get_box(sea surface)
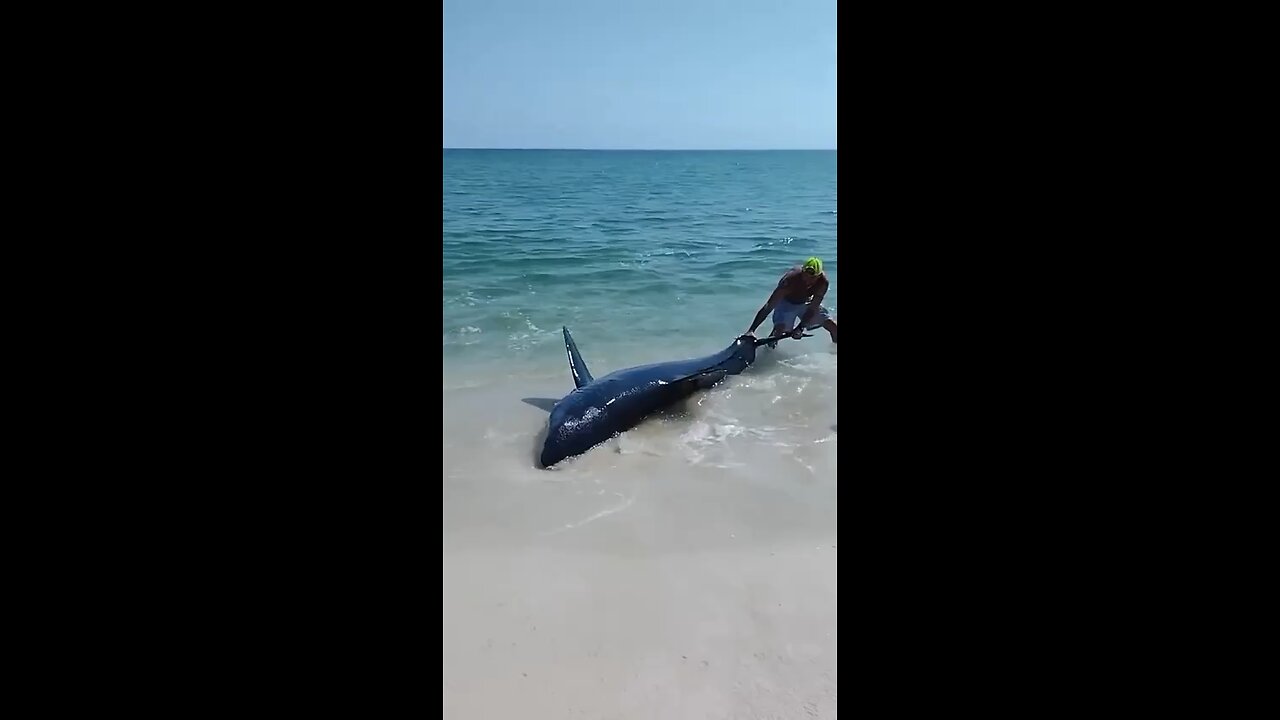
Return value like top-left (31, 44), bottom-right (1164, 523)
top-left (444, 149), bottom-right (836, 379)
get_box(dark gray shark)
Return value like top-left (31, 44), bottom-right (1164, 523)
top-left (538, 326), bottom-right (795, 467)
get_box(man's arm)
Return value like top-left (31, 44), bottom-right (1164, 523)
top-left (797, 277), bottom-right (829, 330)
top-left (746, 284), bottom-right (785, 335)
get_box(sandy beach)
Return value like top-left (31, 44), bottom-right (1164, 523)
top-left (443, 343), bottom-right (837, 719)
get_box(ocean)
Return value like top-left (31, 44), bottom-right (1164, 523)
top-left (444, 149), bottom-right (836, 369)
top-left (443, 147), bottom-right (837, 485)
top-left (442, 150), bottom-right (838, 718)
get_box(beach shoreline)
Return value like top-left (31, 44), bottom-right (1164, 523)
top-left (442, 149), bottom-right (838, 719)
top-left (443, 352), bottom-right (837, 718)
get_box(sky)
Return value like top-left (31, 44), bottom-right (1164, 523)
top-left (443, 0), bottom-right (836, 150)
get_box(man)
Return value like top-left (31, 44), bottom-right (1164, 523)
top-left (745, 256), bottom-right (838, 345)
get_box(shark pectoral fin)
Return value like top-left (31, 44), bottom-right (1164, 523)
top-left (563, 326), bottom-right (594, 389)
top-left (521, 397), bottom-right (560, 412)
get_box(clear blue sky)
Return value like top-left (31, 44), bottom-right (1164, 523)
top-left (443, 0), bottom-right (836, 150)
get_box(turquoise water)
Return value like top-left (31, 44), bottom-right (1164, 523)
top-left (443, 150), bottom-right (837, 383)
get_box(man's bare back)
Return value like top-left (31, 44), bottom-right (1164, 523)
top-left (744, 257), bottom-right (838, 345)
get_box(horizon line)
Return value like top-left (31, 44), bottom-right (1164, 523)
top-left (443, 147), bottom-right (836, 152)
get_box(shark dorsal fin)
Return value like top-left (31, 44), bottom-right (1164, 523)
top-left (562, 326), bottom-right (594, 388)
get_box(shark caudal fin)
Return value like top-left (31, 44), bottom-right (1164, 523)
top-left (562, 326), bottom-right (594, 388)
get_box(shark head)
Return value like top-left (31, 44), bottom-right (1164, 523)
top-left (540, 389), bottom-right (613, 467)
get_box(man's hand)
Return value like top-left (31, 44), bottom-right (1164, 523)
top-left (790, 327), bottom-right (805, 339)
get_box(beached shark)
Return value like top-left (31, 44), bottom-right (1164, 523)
top-left (534, 326), bottom-right (799, 467)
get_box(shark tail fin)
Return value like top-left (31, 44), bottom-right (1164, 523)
top-left (563, 326), bottom-right (594, 388)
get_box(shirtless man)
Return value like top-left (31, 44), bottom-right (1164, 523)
top-left (744, 256), bottom-right (838, 346)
